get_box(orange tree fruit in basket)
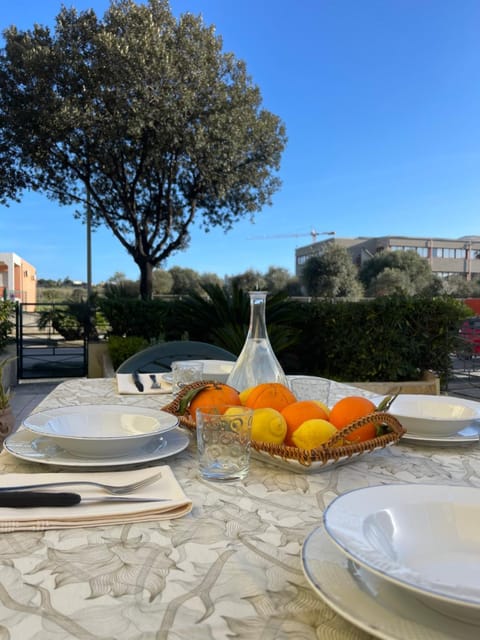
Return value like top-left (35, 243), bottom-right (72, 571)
top-left (281, 400), bottom-right (330, 446)
top-left (328, 396), bottom-right (377, 443)
top-left (187, 383), bottom-right (242, 420)
top-left (291, 419), bottom-right (338, 450)
top-left (251, 408), bottom-right (287, 444)
top-left (245, 382), bottom-right (296, 412)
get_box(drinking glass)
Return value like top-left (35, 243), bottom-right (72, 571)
top-left (171, 360), bottom-right (204, 394)
top-left (196, 406), bottom-right (253, 481)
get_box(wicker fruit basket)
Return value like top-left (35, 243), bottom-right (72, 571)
top-left (162, 381), bottom-right (406, 469)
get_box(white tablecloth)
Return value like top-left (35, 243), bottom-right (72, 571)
top-left (0, 377), bottom-right (477, 639)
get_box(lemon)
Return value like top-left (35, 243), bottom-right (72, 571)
top-left (312, 400), bottom-right (330, 418)
top-left (251, 408), bottom-right (287, 444)
top-left (223, 405), bottom-right (252, 428)
top-left (239, 387), bottom-right (254, 405)
top-left (291, 419), bottom-right (337, 450)
top-left (223, 405), bottom-right (251, 416)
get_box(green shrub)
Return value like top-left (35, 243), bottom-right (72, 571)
top-left (281, 295), bottom-right (470, 387)
top-left (98, 297), bottom-right (168, 341)
top-left (0, 301), bottom-right (16, 350)
top-left (95, 293), bottom-right (470, 389)
top-left (107, 335), bottom-right (149, 370)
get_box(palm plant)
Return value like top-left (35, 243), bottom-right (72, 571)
top-left (170, 283), bottom-right (301, 355)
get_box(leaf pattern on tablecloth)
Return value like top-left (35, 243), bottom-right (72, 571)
top-left (0, 377), bottom-right (479, 639)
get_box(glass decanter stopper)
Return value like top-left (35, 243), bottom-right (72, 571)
top-left (226, 291), bottom-right (288, 391)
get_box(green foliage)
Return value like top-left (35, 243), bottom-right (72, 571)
top-left (165, 283), bottom-right (301, 355)
top-left (0, 356), bottom-right (16, 409)
top-left (37, 304), bottom-right (85, 340)
top-left (0, 301), bottom-right (15, 350)
top-left (92, 290), bottom-right (470, 388)
top-left (107, 335), bottom-right (149, 370)
top-left (282, 295), bottom-right (471, 386)
top-left (0, 0), bottom-right (286, 299)
top-left (97, 297), bottom-right (168, 341)
top-left (227, 270), bottom-right (267, 292)
top-left (301, 244), bottom-right (364, 298)
top-left (359, 250), bottom-right (437, 296)
top-left (169, 267), bottom-right (203, 296)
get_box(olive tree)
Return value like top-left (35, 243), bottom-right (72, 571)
top-left (359, 250), bottom-right (437, 296)
top-left (301, 243), bottom-right (364, 299)
top-left (0, 0), bottom-right (286, 298)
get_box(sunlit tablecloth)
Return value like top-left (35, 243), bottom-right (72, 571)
top-left (0, 377), bottom-right (478, 639)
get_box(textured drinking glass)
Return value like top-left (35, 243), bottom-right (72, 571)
top-left (196, 406), bottom-right (253, 481)
top-left (171, 360), bottom-right (204, 394)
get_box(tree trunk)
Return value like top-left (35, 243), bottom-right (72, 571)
top-left (139, 261), bottom-right (154, 300)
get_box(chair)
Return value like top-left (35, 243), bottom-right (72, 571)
top-left (116, 340), bottom-right (236, 373)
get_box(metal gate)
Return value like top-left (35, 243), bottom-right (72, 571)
top-left (16, 302), bottom-right (88, 379)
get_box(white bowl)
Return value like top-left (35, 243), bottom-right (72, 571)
top-left (323, 484), bottom-right (480, 623)
top-left (172, 359), bottom-right (235, 383)
top-left (23, 405), bottom-right (178, 458)
top-left (388, 394), bottom-right (480, 436)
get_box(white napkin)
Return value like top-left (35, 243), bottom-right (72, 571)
top-left (0, 466), bottom-right (192, 532)
top-left (116, 372), bottom-right (172, 394)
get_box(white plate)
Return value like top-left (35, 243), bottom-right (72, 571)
top-left (323, 484), bottom-right (480, 623)
top-left (388, 395), bottom-right (480, 436)
top-left (4, 427), bottom-right (190, 468)
top-left (401, 424), bottom-right (479, 446)
top-left (302, 524), bottom-right (479, 640)
top-left (23, 405), bottom-right (178, 458)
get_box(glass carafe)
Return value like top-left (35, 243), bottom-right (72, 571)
top-left (226, 291), bottom-right (288, 391)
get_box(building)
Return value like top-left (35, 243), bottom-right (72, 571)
top-left (295, 235), bottom-right (480, 281)
top-left (0, 252), bottom-right (37, 303)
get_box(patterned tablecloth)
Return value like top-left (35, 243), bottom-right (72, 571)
top-left (0, 377), bottom-right (478, 639)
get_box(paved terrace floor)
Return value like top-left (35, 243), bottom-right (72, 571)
top-left (9, 356), bottom-right (480, 431)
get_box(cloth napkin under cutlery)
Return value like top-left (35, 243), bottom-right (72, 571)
top-left (116, 372), bottom-right (172, 394)
top-left (0, 466), bottom-right (192, 532)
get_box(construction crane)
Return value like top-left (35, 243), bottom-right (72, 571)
top-left (249, 229), bottom-right (335, 241)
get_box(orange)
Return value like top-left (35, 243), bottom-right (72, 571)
top-left (245, 382), bottom-right (296, 412)
top-left (281, 400), bottom-right (330, 446)
top-left (328, 396), bottom-right (377, 443)
top-left (188, 382), bottom-right (242, 420)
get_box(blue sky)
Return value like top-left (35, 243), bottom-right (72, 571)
top-left (1, 0), bottom-right (479, 283)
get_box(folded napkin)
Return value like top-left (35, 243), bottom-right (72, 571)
top-left (116, 372), bottom-right (172, 395)
top-left (0, 466), bottom-right (192, 532)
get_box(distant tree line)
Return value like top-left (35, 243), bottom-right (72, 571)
top-left (37, 244), bottom-right (480, 301)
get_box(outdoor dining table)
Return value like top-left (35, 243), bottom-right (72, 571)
top-left (0, 376), bottom-right (479, 639)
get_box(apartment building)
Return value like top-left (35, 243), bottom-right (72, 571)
top-left (295, 235), bottom-right (480, 280)
top-left (0, 252), bottom-right (37, 303)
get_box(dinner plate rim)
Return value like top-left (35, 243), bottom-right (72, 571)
top-left (23, 405), bottom-right (178, 441)
top-left (323, 483), bottom-right (480, 610)
top-left (301, 524), bottom-right (479, 640)
top-left (3, 426), bottom-right (190, 467)
top-left (400, 425), bottom-right (479, 445)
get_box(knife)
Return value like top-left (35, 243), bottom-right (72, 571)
top-left (132, 370), bottom-right (144, 392)
top-left (0, 492), bottom-right (169, 508)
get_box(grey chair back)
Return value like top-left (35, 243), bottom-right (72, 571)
top-left (116, 340), bottom-right (236, 373)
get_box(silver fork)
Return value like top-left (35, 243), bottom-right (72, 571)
top-left (0, 471), bottom-right (163, 495)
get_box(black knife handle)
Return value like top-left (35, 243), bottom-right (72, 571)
top-left (132, 371), bottom-right (144, 392)
top-left (0, 492), bottom-right (82, 508)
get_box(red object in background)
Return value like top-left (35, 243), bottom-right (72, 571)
top-left (464, 298), bottom-right (480, 315)
top-left (459, 316), bottom-right (480, 355)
